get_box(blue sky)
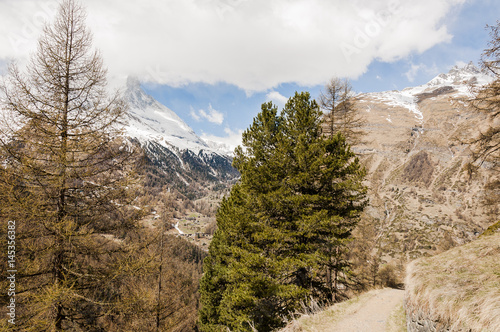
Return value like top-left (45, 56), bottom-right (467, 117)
top-left (0, 0), bottom-right (498, 147)
top-left (144, 0), bottom-right (499, 146)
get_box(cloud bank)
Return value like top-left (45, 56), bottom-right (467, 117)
top-left (0, 0), bottom-right (466, 92)
top-left (190, 104), bottom-right (224, 124)
top-left (266, 91), bottom-right (289, 107)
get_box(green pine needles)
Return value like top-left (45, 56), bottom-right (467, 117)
top-left (199, 92), bottom-right (368, 331)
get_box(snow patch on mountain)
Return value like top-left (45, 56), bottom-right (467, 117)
top-left (366, 62), bottom-right (494, 124)
top-left (124, 77), bottom-right (213, 154)
top-left (124, 77), bottom-right (237, 157)
top-left (372, 88), bottom-right (424, 123)
top-left (427, 61), bottom-right (493, 94)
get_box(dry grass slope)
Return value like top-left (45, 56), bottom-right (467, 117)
top-left (406, 232), bottom-right (500, 331)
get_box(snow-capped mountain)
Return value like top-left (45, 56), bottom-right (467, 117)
top-left (365, 62), bottom-right (493, 124)
top-left (427, 61), bottom-right (492, 88)
top-left (123, 78), bottom-right (239, 196)
top-left (125, 77), bottom-right (216, 154)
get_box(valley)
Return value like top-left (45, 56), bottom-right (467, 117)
top-left (2, 2), bottom-right (497, 330)
top-left (133, 62), bottom-right (497, 270)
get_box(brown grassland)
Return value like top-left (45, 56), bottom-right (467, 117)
top-left (405, 231), bottom-right (500, 331)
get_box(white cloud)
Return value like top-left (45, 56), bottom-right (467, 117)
top-left (0, 59), bottom-right (7, 75)
top-left (0, 0), bottom-right (466, 92)
top-left (405, 63), bottom-right (422, 82)
top-left (189, 108), bottom-right (201, 121)
top-left (201, 127), bottom-right (243, 151)
top-left (191, 104), bottom-right (224, 124)
top-left (266, 91), bottom-right (289, 107)
top-left (404, 62), bottom-right (439, 82)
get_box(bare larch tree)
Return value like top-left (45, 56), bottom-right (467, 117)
top-left (319, 77), bottom-right (366, 145)
top-left (467, 21), bottom-right (500, 174)
top-left (0, 0), bottom-right (144, 330)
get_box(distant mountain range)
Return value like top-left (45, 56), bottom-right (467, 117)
top-left (123, 78), bottom-right (239, 197)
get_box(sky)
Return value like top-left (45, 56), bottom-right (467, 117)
top-left (0, 0), bottom-right (498, 148)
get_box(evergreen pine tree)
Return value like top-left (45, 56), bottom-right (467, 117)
top-left (199, 92), bottom-right (367, 331)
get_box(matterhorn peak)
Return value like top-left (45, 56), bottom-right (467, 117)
top-left (122, 77), bottom-right (214, 154)
top-left (124, 76), bottom-right (159, 111)
top-left (126, 76), bottom-right (141, 88)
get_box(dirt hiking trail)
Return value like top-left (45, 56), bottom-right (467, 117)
top-left (281, 288), bottom-right (405, 332)
top-left (330, 288), bottom-right (405, 332)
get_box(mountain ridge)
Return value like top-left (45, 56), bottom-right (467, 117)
top-left (123, 78), bottom-right (239, 197)
top-left (362, 61), bottom-right (493, 125)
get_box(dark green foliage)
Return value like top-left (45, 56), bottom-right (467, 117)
top-left (199, 92), bottom-right (367, 331)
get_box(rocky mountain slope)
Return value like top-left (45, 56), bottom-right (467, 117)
top-left (352, 62), bottom-right (497, 265)
top-left (124, 78), bottom-right (239, 197)
top-left (122, 64), bottom-right (497, 259)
